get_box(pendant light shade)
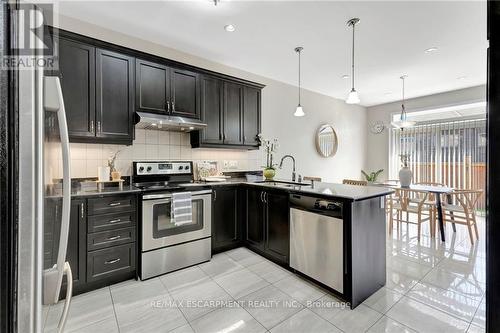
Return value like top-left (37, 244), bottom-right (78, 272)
top-left (392, 75), bottom-right (416, 129)
top-left (346, 88), bottom-right (360, 104)
top-left (346, 18), bottom-right (361, 105)
top-left (294, 105), bottom-right (305, 117)
top-left (294, 46), bottom-right (305, 117)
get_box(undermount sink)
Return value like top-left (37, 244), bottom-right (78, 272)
top-left (257, 180), bottom-right (312, 188)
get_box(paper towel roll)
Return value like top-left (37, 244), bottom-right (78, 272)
top-left (98, 166), bottom-right (110, 181)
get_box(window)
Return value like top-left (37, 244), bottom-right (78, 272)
top-left (390, 118), bottom-right (486, 212)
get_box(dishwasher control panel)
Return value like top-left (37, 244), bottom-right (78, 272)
top-left (289, 194), bottom-right (343, 218)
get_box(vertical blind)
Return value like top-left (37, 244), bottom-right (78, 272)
top-left (390, 118), bottom-right (486, 212)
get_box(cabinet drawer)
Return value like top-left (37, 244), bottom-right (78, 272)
top-left (87, 244), bottom-right (135, 282)
top-left (87, 195), bottom-right (136, 215)
top-left (88, 211), bottom-right (136, 233)
top-left (87, 227), bottom-right (136, 251)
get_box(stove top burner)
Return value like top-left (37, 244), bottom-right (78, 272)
top-left (133, 181), bottom-right (184, 191)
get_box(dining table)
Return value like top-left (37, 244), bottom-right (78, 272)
top-left (378, 183), bottom-right (455, 242)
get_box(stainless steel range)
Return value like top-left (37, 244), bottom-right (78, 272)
top-left (133, 161), bottom-right (212, 280)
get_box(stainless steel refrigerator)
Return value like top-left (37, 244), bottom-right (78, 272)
top-left (16, 3), bottom-right (73, 332)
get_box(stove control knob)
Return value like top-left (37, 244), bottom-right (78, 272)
top-left (139, 166), bottom-right (144, 172)
top-left (185, 165), bottom-right (190, 170)
top-left (179, 165), bottom-right (184, 170)
top-left (146, 166), bottom-right (152, 172)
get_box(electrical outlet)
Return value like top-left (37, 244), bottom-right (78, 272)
top-left (229, 160), bottom-right (238, 169)
top-left (223, 160), bottom-right (230, 168)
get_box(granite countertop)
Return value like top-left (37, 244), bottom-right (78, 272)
top-left (45, 178), bottom-right (393, 201)
top-left (183, 179), bottom-right (394, 201)
top-left (45, 184), bottom-right (141, 198)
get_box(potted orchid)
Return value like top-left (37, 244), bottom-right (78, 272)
top-left (258, 134), bottom-right (279, 180)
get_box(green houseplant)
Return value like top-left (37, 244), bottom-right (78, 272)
top-left (258, 134), bottom-right (279, 180)
top-left (361, 169), bottom-right (384, 183)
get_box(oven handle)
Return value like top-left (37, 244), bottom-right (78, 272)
top-left (142, 189), bottom-right (212, 200)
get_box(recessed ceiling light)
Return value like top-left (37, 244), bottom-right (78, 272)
top-left (224, 24), bottom-right (236, 32)
top-left (457, 76), bottom-right (467, 80)
top-left (341, 74), bottom-right (350, 79)
top-left (424, 47), bottom-right (438, 53)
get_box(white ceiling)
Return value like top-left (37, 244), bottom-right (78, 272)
top-left (54, 0), bottom-right (487, 106)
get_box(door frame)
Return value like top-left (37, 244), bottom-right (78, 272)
top-left (0, 2), bottom-right (17, 332)
top-left (487, 1), bottom-right (499, 331)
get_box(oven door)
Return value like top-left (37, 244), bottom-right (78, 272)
top-left (142, 190), bottom-right (212, 251)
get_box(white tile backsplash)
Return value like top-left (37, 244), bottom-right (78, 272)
top-left (51, 129), bottom-right (261, 179)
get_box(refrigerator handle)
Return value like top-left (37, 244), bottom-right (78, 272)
top-left (43, 76), bottom-right (72, 305)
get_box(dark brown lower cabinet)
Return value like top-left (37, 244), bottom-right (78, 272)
top-left (245, 187), bottom-right (289, 265)
top-left (245, 187), bottom-right (266, 250)
top-left (264, 191), bottom-right (289, 264)
top-left (212, 186), bottom-right (241, 253)
top-left (47, 194), bottom-right (138, 298)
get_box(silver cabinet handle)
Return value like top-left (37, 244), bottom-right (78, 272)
top-left (263, 192), bottom-right (268, 204)
top-left (166, 100), bottom-right (170, 113)
top-left (108, 218), bottom-right (122, 224)
top-left (90, 120), bottom-right (94, 133)
top-left (80, 203), bottom-right (84, 219)
top-left (172, 101), bottom-right (175, 112)
top-left (97, 121), bottom-right (101, 133)
top-left (109, 202), bottom-right (121, 207)
top-left (104, 258), bottom-right (121, 265)
top-left (106, 235), bottom-right (121, 241)
top-left (213, 190), bottom-right (217, 201)
top-left (260, 191), bottom-right (264, 203)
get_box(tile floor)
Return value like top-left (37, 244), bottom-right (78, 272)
top-left (43, 217), bottom-right (486, 333)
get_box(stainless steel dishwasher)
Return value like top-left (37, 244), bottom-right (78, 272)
top-left (289, 194), bottom-right (344, 293)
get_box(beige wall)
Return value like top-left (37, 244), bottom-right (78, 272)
top-left (366, 85), bottom-right (486, 180)
top-left (52, 15), bottom-right (367, 183)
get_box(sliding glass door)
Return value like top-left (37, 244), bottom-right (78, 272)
top-left (389, 118), bottom-right (486, 212)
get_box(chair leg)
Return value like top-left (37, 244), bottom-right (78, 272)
top-left (472, 214), bottom-right (479, 240)
top-left (417, 213), bottom-right (421, 242)
top-left (389, 209), bottom-right (393, 235)
top-left (430, 209), bottom-right (435, 238)
top-left (466, 217), bottom-right (475, 245)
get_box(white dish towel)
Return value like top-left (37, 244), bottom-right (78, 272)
top-left (171, 192), bottom-right (193, 227)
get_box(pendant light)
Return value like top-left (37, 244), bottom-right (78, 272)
top-left (294, 46), bottom-right (305, 117)
top-left (346, 18), bottom-right (361, 104)
top-left (392, 75), bottom-right (416, 129)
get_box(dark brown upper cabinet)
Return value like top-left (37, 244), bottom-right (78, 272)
top-left (199, 76), bottom-right (223, 144)
top-left (136, 59), bottom-right (200, 119)
top-left (170, 68), bottom-right (200, 118)
top-left (243, 86), bottom-right (261, 147)
top-left (57, 35), bottom-right (134, 145)
top-left (58, 38), bottom-right (96, 140)
top-left (223, 82), bottom-right (244, 145)
top-left (96, 49), bottom-right (134, 142)
top-left (191, 77), bottom-right (262, 150)
top-left (136, 59), bottom-right (169, 114)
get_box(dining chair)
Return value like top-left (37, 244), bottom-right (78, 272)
top-left (441, 189), bottom-right (483, 244)
top-left (342, 179), bottom-right (368, 186)
top-left (411, 181), bottom-right (447, 226)
top-left (388, 188), bottom-right (434, 242)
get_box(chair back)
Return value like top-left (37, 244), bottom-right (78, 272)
top-left (343, 179), bottom-right (368, 186)
top-left (393, 188), bottom-right (429, 210)
top-left (449, 189), bottom-right (484, 211)
top-left (415, 181), bottom-right (446, 187)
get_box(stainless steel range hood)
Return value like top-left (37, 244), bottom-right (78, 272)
top-left (135, 112), bottom-right (207, 132)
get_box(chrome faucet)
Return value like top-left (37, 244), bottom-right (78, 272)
top-left (279, 155), bottom-right (296, 182)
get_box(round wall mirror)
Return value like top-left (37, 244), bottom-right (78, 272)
top-left (316, 124), bottom-right (338, 157)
